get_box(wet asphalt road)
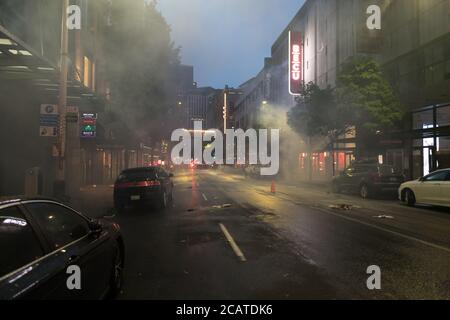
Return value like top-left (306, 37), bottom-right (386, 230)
top-left (80, 169), bottom-right (450, 299)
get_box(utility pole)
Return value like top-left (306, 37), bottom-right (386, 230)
top-left (56, 0), bottom-right (69, 198)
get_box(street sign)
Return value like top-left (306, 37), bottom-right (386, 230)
top-left (40, 126), bottom-right (58, 137)
top-left (66, 106), bottom-right (79, 123)
top-left (40, 104), bottom-right (58, 115)
top-left (40, 104), bottom-right (59, 137)
top-left (80, 113), bottom-right (97, 138)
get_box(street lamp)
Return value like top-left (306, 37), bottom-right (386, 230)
top-left (262, 100), bottom-right (268, 105)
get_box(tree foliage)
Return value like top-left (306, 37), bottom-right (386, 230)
top-left (101, 0), bottom-right (180, 141)
top-left (287, 82), bottom-right (342, 141)
top-left (335, 56), bottom-right (404, 133)
top-left (287, 56), bottom-right (404, 147)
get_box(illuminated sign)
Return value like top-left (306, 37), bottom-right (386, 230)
top-left (288, 31), bottom-right (303, 96)
top-left (80, 113), bottom-right (97, 138)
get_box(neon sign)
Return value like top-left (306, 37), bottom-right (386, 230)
top-left (289, 31), bottom-right (303, 96)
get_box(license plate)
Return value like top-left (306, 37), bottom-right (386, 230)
top-left (130, 195), bottom-right (141, 201)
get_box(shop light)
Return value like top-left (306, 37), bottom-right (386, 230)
top-left (0, 38), bottom-right (15, 45)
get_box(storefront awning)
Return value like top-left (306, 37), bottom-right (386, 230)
top-left (0, 24), bottom-right (104, 110)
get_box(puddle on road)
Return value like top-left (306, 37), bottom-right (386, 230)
top-left (240, 203), bottom-right (276, 220)
top-left (179, 232), bottom-right (221, 246)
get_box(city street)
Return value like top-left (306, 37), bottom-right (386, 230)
top-left (78, 169), bottom-right (450, 300)
top-left (1, 0), bottom-right (450, 304)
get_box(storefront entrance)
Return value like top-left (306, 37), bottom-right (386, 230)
top-left (412, 147), bottom-right (436, 179)
top-left (411, 103), bottom-right (450, 179)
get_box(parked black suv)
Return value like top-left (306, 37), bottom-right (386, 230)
top-left (332, 162), bottom-right (404, 199)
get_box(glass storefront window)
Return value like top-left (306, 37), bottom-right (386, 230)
top-left (436, 136), bottom-right (450, 169)
top-left (437, 106), bottom-right (450, 127)
top-left (412, 109), bottom-right (433, 130)
top-left (413, 138), bottom-right (434, 148)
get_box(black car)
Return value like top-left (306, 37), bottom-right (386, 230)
top-left (113, 167), bottom-right (174, 211)
top-left (0, 198), bottom-right (124, 300)
top-left (332, 163), bottom-right (404, 199)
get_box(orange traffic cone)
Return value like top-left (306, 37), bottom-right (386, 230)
top-left (271, 180), bottom-right (276, 194)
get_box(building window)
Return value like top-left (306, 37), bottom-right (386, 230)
top-left (83, 56), bottom-right (95, 89)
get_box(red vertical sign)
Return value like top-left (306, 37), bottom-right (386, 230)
top-left (289, 31), bottom-right (303, 96)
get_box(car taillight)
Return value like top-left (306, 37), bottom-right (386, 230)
top-left (115, 180), bottom-right (160, 189)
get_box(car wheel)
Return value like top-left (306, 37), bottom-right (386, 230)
top-left (404, 189), bottom-right (416, 206)
top-left (360, 184), bottom-right (370, 199)
top-left (108, 242), bottom-right (124, 299)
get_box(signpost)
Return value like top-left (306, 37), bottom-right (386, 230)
top-left (288, 31), bottom-right (303, 96)
top-left (40, 104), bottom-right (59, 137)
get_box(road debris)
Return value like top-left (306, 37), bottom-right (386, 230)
top-left (212, 204), bottom-right (232, 209)
top-left (373, 215), bottom-right (395, 219)
top-left (328, 203), bottom-right (360, 210)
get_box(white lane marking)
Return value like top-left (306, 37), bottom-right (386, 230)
top-left (202, 193), bottom-right (208, 201)
top-left (314, 207), bottom-right (450, 253)
top-left (219, 223), bottom-right (247, 262)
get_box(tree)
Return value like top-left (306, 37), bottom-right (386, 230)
top-left (287, 82), bottom-right (342, 180)
top-left (287, 56), bottom-right (405, 177)
top-left (101, 0), bottom-right (181, 143)
top-left (335, 56), bottom-right (405, 134)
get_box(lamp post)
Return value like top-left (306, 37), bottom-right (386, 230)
top-left (56, 0), bottom-right (69, 197)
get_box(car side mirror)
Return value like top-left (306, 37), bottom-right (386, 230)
top-left (88, 219), bottom-right (102, 234)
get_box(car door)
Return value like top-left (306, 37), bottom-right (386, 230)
top-left (351, 165), bottom-right (368, 191)
top-left (415, 171), bottom-right (449, 205)
top-left (339, 166), bottom-right (355, 191)
top-left (24, 201), bottom-right (114, 299)
top-left (439, 170), bottom-right (450, 207)
top-left (0, 204), bottom-right (48, 299)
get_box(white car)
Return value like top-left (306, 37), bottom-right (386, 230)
top-left (399, 169), bottom-right (450, 207)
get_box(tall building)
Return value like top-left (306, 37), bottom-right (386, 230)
top-left (181, 86), bottom-right (217, 130)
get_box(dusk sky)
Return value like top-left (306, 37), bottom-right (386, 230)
top-left (156, 0), bottom-right (305, 88)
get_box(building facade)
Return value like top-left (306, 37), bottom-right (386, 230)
top-left (181, 86), bottom-right (217, 130)
top-left (234, 0), bottom-right (450, 181)
top-left (0, 0), bottom-right (157, 196)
